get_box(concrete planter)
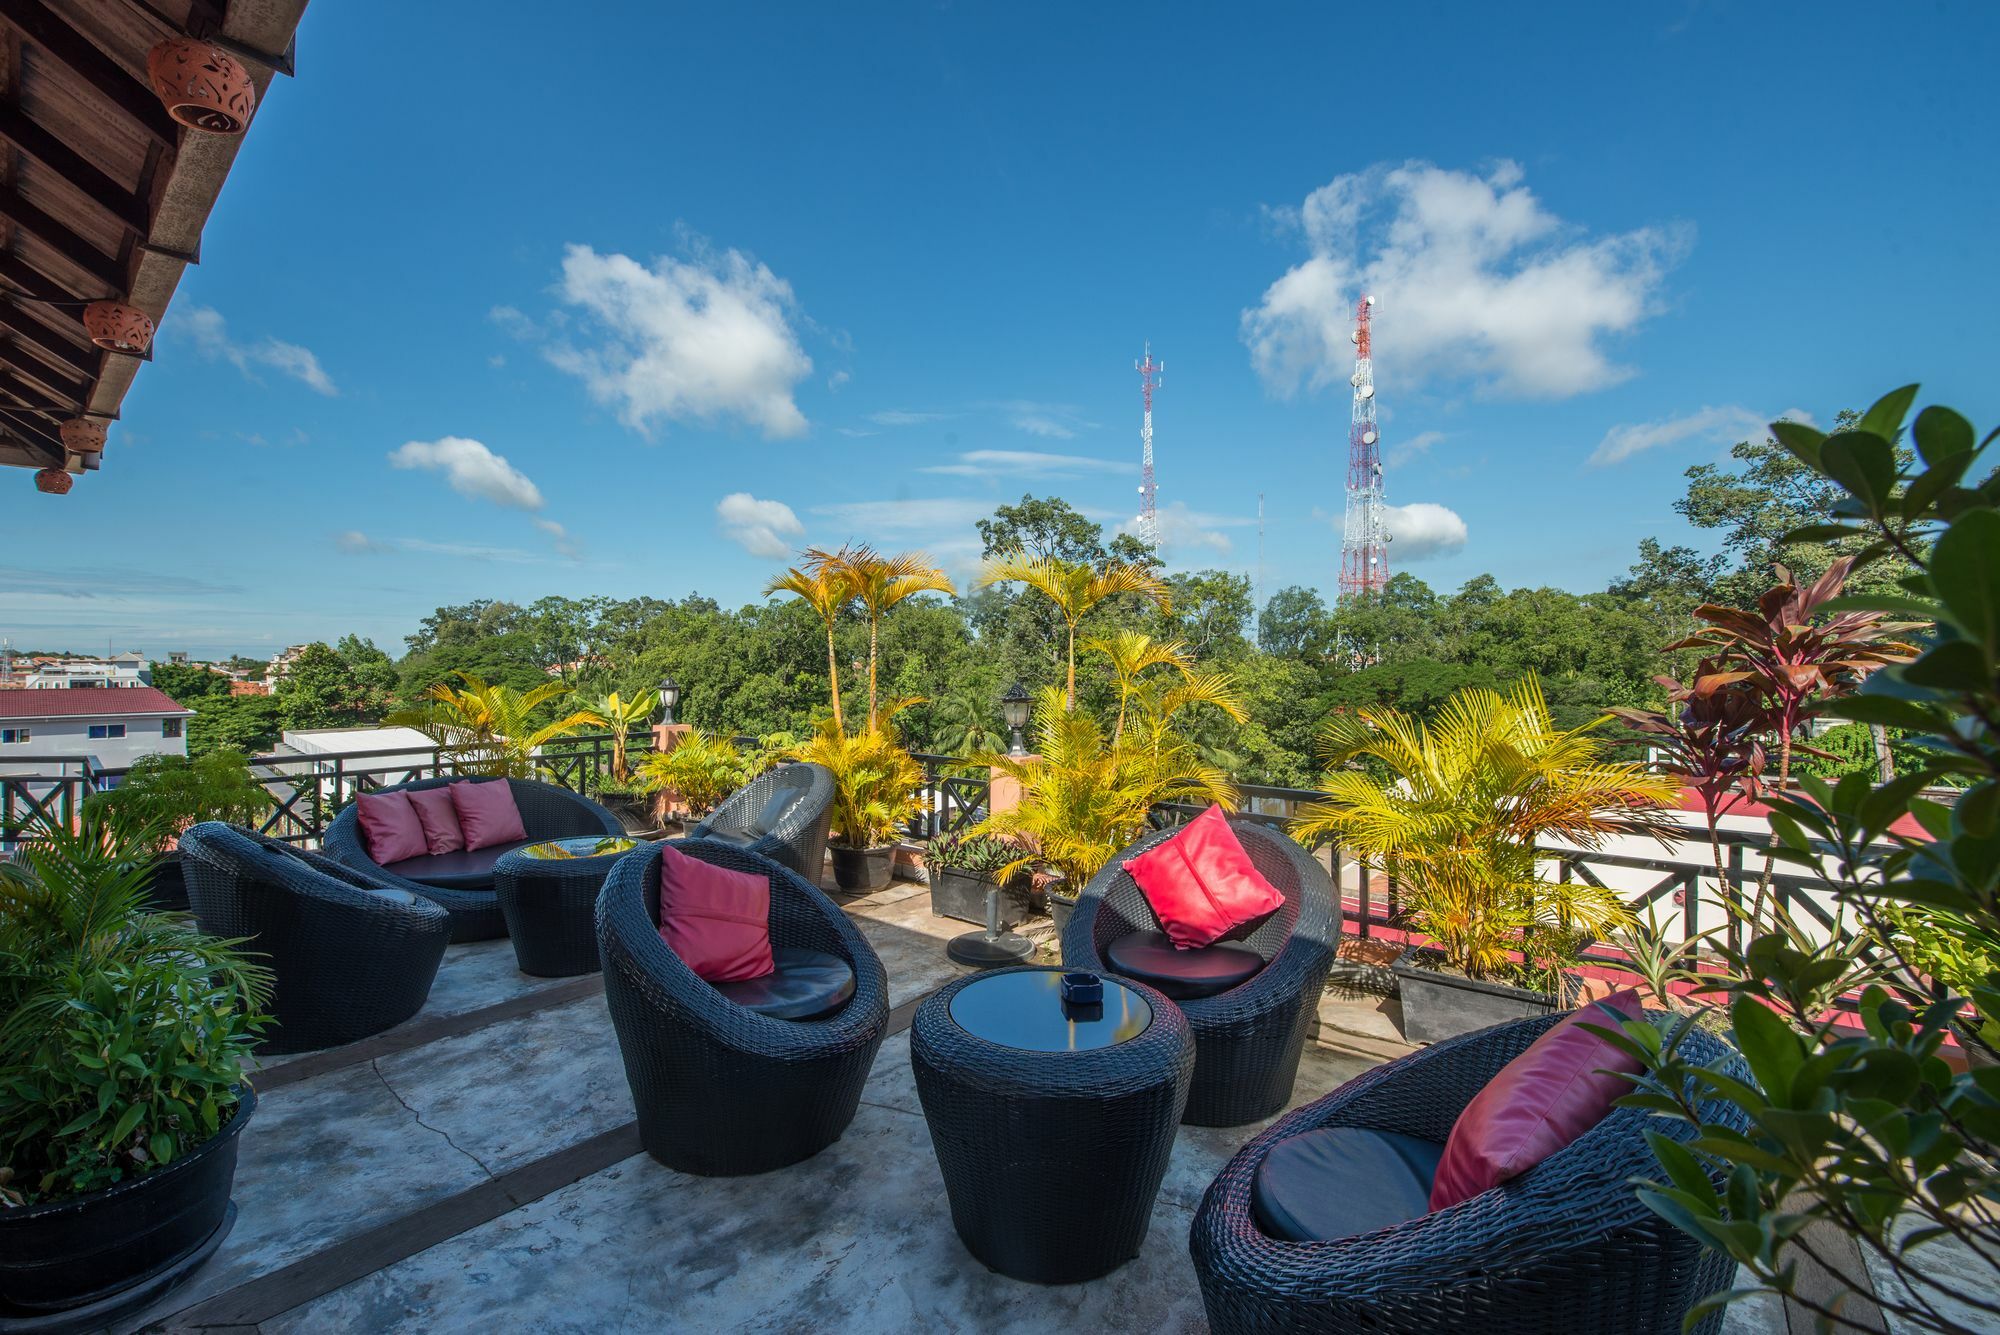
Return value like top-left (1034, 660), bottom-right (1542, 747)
top-left (1390, 947), bottom-right (1557, 1045)
top-left (929, 869), bottom-right (1030, 928)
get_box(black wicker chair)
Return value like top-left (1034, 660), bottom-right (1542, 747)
top-left (596, 838), bottom-right (889, 1176)
top-left (1189, 1010), bottom-right (1752, 1335)
top-left (323, 775), bottom-right (623, 943)
top-left (688, 761), bottom-right (834, 885)
top-left (1062, 818), bottom-right (1338, 1126)
top-left (180, 822), bottom-right (451, 1055)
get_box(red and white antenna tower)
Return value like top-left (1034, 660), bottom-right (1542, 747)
top-left (1339, 296), bottom-right (1389, 597)
top-left (1135, 343), bottom-right (1161, 549)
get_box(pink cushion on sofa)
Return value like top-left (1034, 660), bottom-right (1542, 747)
top-left (657, 843), bottom-right (775, 983)
top-left (404, 785), bottom-right (466, 856)
top-left (1121, 805), bottom-right (1285, 949)
top-left (355, 790), bottom-right (427, 864)
top-left (448, 780), bottom-right (526, 851)
top-left (1428, 989), bottom-right (1646, 1210)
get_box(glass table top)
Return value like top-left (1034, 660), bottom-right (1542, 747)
top-left (519, 835), bottom-right (638, 861)
top-left (947, 968), bottom-right (1152, 1053)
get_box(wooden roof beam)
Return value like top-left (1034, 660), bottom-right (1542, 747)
top-left (0, 245), bottom-right (81, 302)
top-left (0, 181), bottom-right (124, 290)
top-left (0, 398), bottom-right (67, 463)
top-left (0, 336), bottom-right (85, 404)
top-left (0, 300), bottom-right (95, 379)
top-left (0, 104), bottom-right (149, 234)
top-left (0, 0), bottom-right (178, 146)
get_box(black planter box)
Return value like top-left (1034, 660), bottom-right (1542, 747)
top-left (830, 844), bottom-right (895, 892)
top-left (1048, 893), bottom-right (1077, 940)
top-left (928, 869), bottom-right (1030, 928)
top-left (1390, 947), bottom-right (1558, 1045)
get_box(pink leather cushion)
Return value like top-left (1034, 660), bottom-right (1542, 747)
top-left (404, 785), bottom-right (466, 856)
top-left (1122, 805), bottom-right (1285, 949)
top-left (355, 790), bottom-right (427, 864)
top-left (657, 843), bottom-right (775, 983)
top-left (1429, 989), bottom-right (1647, 1210)
top-left (448, 780), bottom-right (527, 851)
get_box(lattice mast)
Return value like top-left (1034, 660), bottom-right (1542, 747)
top-left (1339, 295), bottom-right (1389, 597)
top-left (1134, 343), bottom-right (1161, 549)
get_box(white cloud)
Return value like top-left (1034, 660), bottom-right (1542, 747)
top-left (178, 305), bottom-right (337, 395)
top-left (1392, 430), bottom-right (1446, 462)
top-left (333, 530), bottom-right (391, 555)
top-left (992, 400), bottom-right (1094, 439)
top-left (1114, 502), bottom-right (1252, 559)
top-left (1243, 161), bottom-right (1683, 400)
top-left (532, 517), bottom-right (580, 560)
top-left (399, 538), bottom-right (545, 564)
top-left (922, 450), bottom-right (1136, 479)
top-left (389, 436), bottom-right (545, 510)
top-left (835, 426), bottom-right (879, 438)
top-left (545, 241), bottom-right (811, 439)
top-left (1015, 415), bottom-right (1075, 439)
top-left (809, 498), bottom-right (996, 536)
top-left (827, 370), bottom-right (851, 391)
top-left (716, 492), bottom-right (805, 558)
top-left (1587, 404), bottom-right (1814, 467)
top-left (867, 410), bottom-right (954, 427)
top-left (1379, 502), bottom-right (1469, 561)
top-left (489, 304), bottom-right (537, 339)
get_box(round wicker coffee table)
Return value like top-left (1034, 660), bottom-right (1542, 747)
top-left (910, 964), bottom-right (1194, 1284)
top-left (492, 835), bottom-right (637, 977)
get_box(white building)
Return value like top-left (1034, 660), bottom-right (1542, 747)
top-left (24, 653), bottom-right (151, 690)
top-left (0, 686), bottom-right (193, 776)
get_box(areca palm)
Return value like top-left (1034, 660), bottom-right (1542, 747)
top-left (765, 560), bottom-right (859, 732)
top-left (386, 672), bottom-right (596, 778)
top-left (977, 551), bottom-right (1171, 709)
top-left (810, 545), bottom-right (954, 730)
top-left (1083, 631), bottom-right (1246, 741)
top-left (1292, 677), bottom-right (1677, 981)
top-left (579, 690), bottom-right (657, 782)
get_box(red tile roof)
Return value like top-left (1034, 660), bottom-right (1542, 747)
top-left (0, 687), bottom-right (194, 719)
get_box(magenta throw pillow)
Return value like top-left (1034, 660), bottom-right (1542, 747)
top-left (448, 779), bottom-right (527, 851)
top-left (1428, 989), bottom-right (1646, 1210)
top-left (1121, 805), bottom-right (1285, 949)
top-left (404, 785), bottom-right (466, 856)
top-left (657, 843), bottom-right (775, 983)
top-left (355, 790), bottom-right (427, 864)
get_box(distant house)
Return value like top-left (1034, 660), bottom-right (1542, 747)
top-left (23, 654), bottom-right (152, 690)
top-left (0, 686), bottom-right (194, 776)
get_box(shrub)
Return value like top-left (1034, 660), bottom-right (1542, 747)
top-left (637, 731), bottom-right (748, 818)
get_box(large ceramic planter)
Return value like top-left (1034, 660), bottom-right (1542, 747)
top-left (929, 869), bottom-right (1030, 928)
top-left (0, 1086), bottom-right (255, 1318)
top-left (1390, 947), bottom-right (1558, 1045)
top-left (1048, 891), bottom-right (1078, 939)
top-left (829, 844), bottom-right (895, 892)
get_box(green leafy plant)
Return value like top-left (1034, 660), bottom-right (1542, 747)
top-left (386, 671), bottom-right (597, 778)
top-left (765, 559), bottom-right (859, 733)
top-left (83, 749), bottom-right (273, 856)
top-left (0, 812), bottom-right (269, 1204)
top-left (578, 689), bottom-right (658, 783)
top-left (1293, 677), bottom-right (1677, 985)
top-left (977, 552), bottom-right (1171, 709)
top-left (785, 714), bottom-right (924, 850)
top-left (811, 545), bottom-right (955, 729)
top-left (924, 832), bottom-right (1023, 882)
top-left (1601, 385), bottom-right (2000, 1333)
top-left (637, 731), bottom-right (749, 819)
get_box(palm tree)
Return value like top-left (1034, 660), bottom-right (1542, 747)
top-left (765, 559), bottom-right (859, 732)
top-left (579, 690), bottom-right (658, 782)
top-left (811, 545), bottom-right (954, 730)
top-left (1291, 676), bottom-right (1677, 982)
top-left (386, 672), bottom-right (597, 778)
top-left (1081, 631), bottom-right (1246, 742)
top-left (976, 552), bottom-right (1171, 710)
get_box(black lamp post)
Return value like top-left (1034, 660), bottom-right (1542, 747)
top-left (1001, 680), bottom-right (1032, 757)
top-left (658, 676), bottom-right (681, 726)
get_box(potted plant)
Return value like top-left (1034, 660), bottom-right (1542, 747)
top-left (925, 832), bottom-right (1031, 927)
top-left (0, 811), bottom-right (269, 1320)
top-left (82, 749), bottom-right (272, 911)
top-left (787, 717), bottom-right (924, 892)
top-left (1875, 903), bottom-right (2000, 1068)
top-left (1292, 677), bottom-right (1677, 1045)
top-left (638, 731), bottom-right (749, 828)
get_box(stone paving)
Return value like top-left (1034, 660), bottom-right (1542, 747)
top-left (123, 871), bottom-right (1791, 1334)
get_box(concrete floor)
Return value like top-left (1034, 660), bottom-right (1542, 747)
top-left (124, 868), bottom-right (1793, 1334)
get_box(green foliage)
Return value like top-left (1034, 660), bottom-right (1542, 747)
top-left (84, 750), bottom-right (271, 855)
top-left (148, 660), bottom-right (232, 704)
top-left (785, 717), bottom-right (924, 849)
top-left (385, 672), bottom-right (596, 778)
top-left (923, 831), bottom-right (1021, 881)
top-left (185, 693), bottom-right (286, 760)
top-left (637, 732), bottom-right (748, 818)
top-left (276, 641), bottom-right (393, 729)
top-left (0, 813), bottom-right (269, 1204)
top-left (579, 690), bottom-right (658, 782)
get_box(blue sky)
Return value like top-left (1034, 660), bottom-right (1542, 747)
top-left (10, 1), bottom-right (1997, 658)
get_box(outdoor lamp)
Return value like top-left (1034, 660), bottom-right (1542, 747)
top-left (658, 676), bottom-right (682, 725)
top-left (1001, 681), bottom-right (1032, 757)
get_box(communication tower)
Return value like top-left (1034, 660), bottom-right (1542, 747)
top-left (1135, 344), bottom-right (1161, 549)
top-left (1338, 296), bottom-right (1390, 597)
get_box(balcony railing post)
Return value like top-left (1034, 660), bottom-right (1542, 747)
top-left (1726, 841), bottom-right (1745, 957)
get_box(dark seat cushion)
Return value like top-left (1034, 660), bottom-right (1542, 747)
top-left (1104, 929), bottom-right (1265, 1000)
top-left (711, 946), bottom-right (854, 1020)
top-left (749, 775), bottom-right (811, 836)
top-left (382, 839), bottom-right (534, 890)
top-left (1251, 1126), bottom-right (1446, 1242)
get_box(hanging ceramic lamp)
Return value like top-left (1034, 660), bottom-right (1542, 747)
top-left (60, 418), bottom-right (106, 455)
top-left (147, 38), bottom-right (256, 134)
top-left (82, 301), bottom-right (155, 354)
top-left (34, 467), bottom-right (72, 495)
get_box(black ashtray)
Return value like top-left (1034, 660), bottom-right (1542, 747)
top-left (1060, 971), bottom-right (1103, 1006)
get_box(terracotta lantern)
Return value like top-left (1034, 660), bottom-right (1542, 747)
top-left (33, 467), bottom-right (72, 495)
top-left (82, 301), bottom-right (154, 354)
top-left (147, 38), bottom-right (256, 135)
top-left (60, 418), bottom-right (106, 454)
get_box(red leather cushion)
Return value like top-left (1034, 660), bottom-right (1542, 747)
top-left (1429, 989), bottom-right (1646, 1210)
top-left (448, 780), bottom-right (527, 851)
top-left (404, 785), bottom-right (466, 856)
top-left (355, 790), bottom-right (427, 864)
top-left (1121, 805), bottom-right (1284, 949)
top-left (658, 844), bottom-right (775, 984)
